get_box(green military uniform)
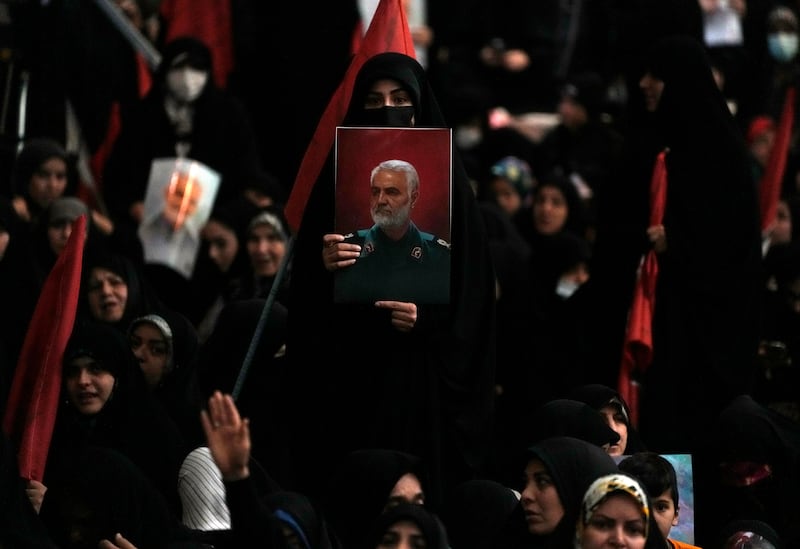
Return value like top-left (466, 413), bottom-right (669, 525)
top-left (334, 222), bottom-right (451, 304)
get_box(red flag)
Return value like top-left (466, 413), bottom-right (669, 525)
top-left (618, 150), bottom-right (668, 427)
top-left (759, 86), bottom-right (795, 233)
top-left (159, 0), bottom-right (234, 89)
top-left (284, 0), bottom-right (415, 231)
top-left (2, 215), bottom-right (87, 480)
top-left (84, 55), bottom-right (150, 210)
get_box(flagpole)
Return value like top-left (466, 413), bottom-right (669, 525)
top-left (93, 0), bottom-right (162, 70)
top-left (231, 235), bottom-right (295, 401)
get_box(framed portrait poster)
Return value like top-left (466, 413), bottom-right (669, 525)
top-left (333, 126), bottom-right (452, 304)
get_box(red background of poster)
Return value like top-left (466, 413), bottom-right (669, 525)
top-left (335, 127), bottom-right (452, 242)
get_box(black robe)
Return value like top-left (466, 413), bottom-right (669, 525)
top-left (636, 36), bottom-right (763, 455)
top-left (284, 53), bottom-right (497, 507)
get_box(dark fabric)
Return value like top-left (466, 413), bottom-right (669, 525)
top-left (77, 249), bottom-right (167, 334)
top-left (322, 448), bottom-right (428, 549)
top-left (196, 297), bottom-right (292, 488)
top-left (223, 477), bottom-right (288, 549)
top-left (708, 394), bottom-right (800, 547)
top-left (39, 445), bottom-right (183, 549)
top-left (526, 398), bottom-right (620, 448)
top-left (262, 490), bottom-right (337, 549)
top-left (502, 436), bottom-right (619, 549)
top-left (0, 431), bottom-right (59, 548)
top-left (636, 36), bottom-right (763, 455)
top-left (11, 137), bottom-right (67, 197)
top-left (49, 319), bottom-right (189, 519)
top-left (567, 383), bottom-right (648, 454)
top-left (364, 501), bottom-right (448, 549)
top-left (439, 478), bottom-right (520, 549)
top-left (132, 308), bottom-right (206, 449)
top-left (284, 52), bottom-right (497, 507)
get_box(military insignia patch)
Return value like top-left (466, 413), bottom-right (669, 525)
top-left (364, 242), bottom-right (375, 254)
top-left (436, 238), bottom-right (451, 250)
top-left (411, 246), bottom-right (422, 259)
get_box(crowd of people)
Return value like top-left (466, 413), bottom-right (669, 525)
top-left (1, 0), bottom-right (800, 548)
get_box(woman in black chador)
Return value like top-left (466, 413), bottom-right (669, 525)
top-left (284, 52), bottom-right (497, 507)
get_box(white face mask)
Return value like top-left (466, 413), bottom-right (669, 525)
top-left (555, 277), bottom-right (580, 299)
top-left (767, 32), bottom-right (799, 63)
top-left (166, 67), bottom-right (209, 103)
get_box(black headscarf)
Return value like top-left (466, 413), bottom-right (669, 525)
top-left (364, 501), bottom-right (449, 549)
top-left (526, 398), bottom-right (620, 449)
top-left (439, 478), bottom-right (520, 549)
top-left (503, 436), bottom-right (619, 548)
top-left (322, 448), bottom-right (428, 549)
top-left (50, 319), bottom-right (189, 517)
top-left (261, 490), bottom-right (336, 549)
top-left (11, 138), bottom-right (69, 211)
top-left (39, 445), bottom-right (180, 549)
top-left (568, 383), bottom-right (648, 454)
top-left (285, 52), bottom-right (497, 506)
top-left (77, 250), bottom-right (165, 333)
top-left (128, 308), bottom-right (205, 448)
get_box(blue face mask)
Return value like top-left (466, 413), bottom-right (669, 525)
top-left (767, 32), bottom-right (799, 63)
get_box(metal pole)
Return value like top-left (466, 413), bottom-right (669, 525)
top-left (231, 235), bottom-right (295, 401)
top-left (92, 0), bottom-right (162, 70)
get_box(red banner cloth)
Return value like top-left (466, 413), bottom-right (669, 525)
top-left (618, 150), bottom-right (668, 427)
top-left (284, 0), bottom-right (415, 231)
top-left (2, 215), bottom-right (86, 480)
top-left (759, 86), bottom-right (795, 233)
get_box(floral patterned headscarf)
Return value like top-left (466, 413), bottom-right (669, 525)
top-left (575, 473), bottom-right (650, 547)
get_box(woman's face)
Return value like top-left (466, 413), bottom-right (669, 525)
top-left (580, 493), bottom-right (647, 549)
top-left (202, 220), bottom-right (239, 272)
top-left (639, 72), bottom-right (664, 112)
top-left (520, 458), bottom-right (565, 535)
top-left (377, 519), bottom-right (426, 549)
top-left (599, 405), bottom-right (629, 457)
top-left (388, 473), bottom-right (425, 507)
top-left (64, 356), bottom-right (116, 416)
top-left (130, 323), bottom-right (169, 388)
top-left (247, 223), bottom-right (286, 277)
top-left (533, 185), bottom-right (569, 235)
top-left (365, 78), bottom-right (414, 109)
top-left (47, 219), bottom-right (75, 256)
top-left (86, 267), bottom-right (128, 323)
top-left (29, 157), bottom-right (68, 209)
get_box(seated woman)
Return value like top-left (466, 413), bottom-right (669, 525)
top-left (42, 320), bottom-right (189, 519)
top-left (501, 436), bottom-right (619, 548)
top-left (574, 472), bottom-right (667, 549)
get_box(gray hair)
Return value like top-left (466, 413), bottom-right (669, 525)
top-left (371, 159), bottom-right (420, 194)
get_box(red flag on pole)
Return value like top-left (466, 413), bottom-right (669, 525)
top-left (283, 0), bottom-right (415, 231)
top-left (618, 150), bottom-right (668, 428)
top-left (2, 215), bottom-right (87, 481)
top-left (759, 86), bottom-right (796, 233)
